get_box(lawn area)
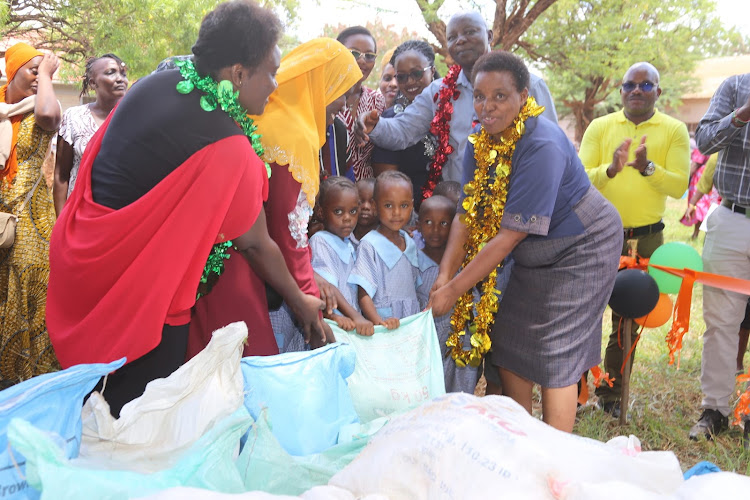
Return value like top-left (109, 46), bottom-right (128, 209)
top-left (572, 197), bottom-right (750, 474)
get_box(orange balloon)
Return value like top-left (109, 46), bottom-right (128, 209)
top-left (635, 293), bottom-right (673, 328)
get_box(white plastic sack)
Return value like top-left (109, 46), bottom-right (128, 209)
top-left (78, 321), bottom-right (248, 473)
top-left (135, 485), bottom-right (389, 500)
top-left (676, 471), bottom-right (750, 498)
top-left (0, 358), bottom-right (124, 500)
top-left (330, 393), bottom-right (684, 499)
top-left (329, 310), bottom-right (445, 422)
top-left (240, 343), bottom-right (359, 456)
top-left (8, 407), bottom-right (251, 499)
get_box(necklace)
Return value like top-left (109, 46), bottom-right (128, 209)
top-left (174, 59), bottom-right (268, 300)
top-left (423, 64), bottom-right (461, 201)
top-left (447, 96), bottom-right (544, 367)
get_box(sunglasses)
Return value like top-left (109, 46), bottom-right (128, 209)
top-left (395, 66), bottom-right (433, 84)
top-left (350, 50), bottom-right (377, 63)
top-left (621, 81), bottom-right (657, 92)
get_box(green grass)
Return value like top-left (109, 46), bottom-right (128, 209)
top-left (572, 197), bottom-right (750, 474)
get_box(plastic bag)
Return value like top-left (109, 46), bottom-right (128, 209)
top-left (78, 321), bottom-right (247, 473)
top-left (240, 343), bottom-right (358, 456)
top-left (8, 407), bottom-right (251, 499)
top-left (331, 393), bottom-right (684, 499)
top-left (135, 485), bottom-right (389, 499)
top-left (236, 410), bottom-right (373, 496)
top-left (329, 310), bottom-right (445, 422)
top-left (0, 358), bottom-right (124, 500)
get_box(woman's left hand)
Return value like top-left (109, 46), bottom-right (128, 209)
top-left (427, 281), bottom-right (459, 318)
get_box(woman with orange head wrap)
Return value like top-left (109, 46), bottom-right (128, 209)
top-left (0, 42), bottom-right (61, 385)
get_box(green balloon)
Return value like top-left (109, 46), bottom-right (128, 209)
top-left (647, 242), bottom-right (703, 294)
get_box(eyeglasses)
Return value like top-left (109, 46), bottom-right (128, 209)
top-left (350, 50), bottom-right (377, 63)
top-left (621, 81), bottom-right (657, 93)
top-left (395, 66), bottom-right (433, 84)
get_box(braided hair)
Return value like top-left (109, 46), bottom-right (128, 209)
top-left (80, 53), bottom-right (126, 97)
top-left (390, 40), bottom-right (435, 68)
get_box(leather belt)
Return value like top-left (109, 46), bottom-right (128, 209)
top-left (722, 199), bottom-right (748, 215)
top-left (623, 221), bottom-right (665, 239)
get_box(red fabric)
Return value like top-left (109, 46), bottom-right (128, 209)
top-left (265, 163), bottom-right (319, 297)
top-left (47, 114), bottom-right (267, 368)
top-left (188, 247), bottom-right (279, 360)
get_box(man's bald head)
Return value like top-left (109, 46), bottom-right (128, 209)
top-left (620, 61), bottom-right (661, 124)
top-left (446, 11), bottom-right (493, 77)
top-left (623, 62), bottom-right (660, 85)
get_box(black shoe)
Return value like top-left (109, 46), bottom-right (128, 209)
top-left (601, 401), bottom-right (621, 419)
top-left (689, 409), bottom-right (728, 441)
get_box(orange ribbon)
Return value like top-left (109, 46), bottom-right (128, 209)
top-left (734, 371), bottom-right (750, 425)
top-left (619, 255), bottom-right (649, 271)
top-left (650, 265), bottom-right (750, 367)
top-left (577, 366), bottom-right (614, 405)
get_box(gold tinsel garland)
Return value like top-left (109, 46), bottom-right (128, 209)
top-left (447, 96), bottom-right (544, 367)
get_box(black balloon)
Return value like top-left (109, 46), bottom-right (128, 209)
top-left (608, 269), bottom-right (660, 319)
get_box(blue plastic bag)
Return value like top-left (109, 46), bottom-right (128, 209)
top-left (7, 407), bottom-right (251, 499)
top-left (240, 343), bottom-right (359, 456)
top-left (0, 358), bottom-right (124, 500)
top-left (330, 310), bottom-right (446, 422)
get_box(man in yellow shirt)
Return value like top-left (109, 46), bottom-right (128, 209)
top-left (579, 62), bottom-right (690, 417)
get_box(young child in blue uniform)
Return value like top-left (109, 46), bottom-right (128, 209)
top-left (310, 177), bottom-right (374, 336)
top-left (417, 195), bottom-right (480, 393)
top-left (349, 171), bottom-right (420, 329)
top-left (350, 178), bottom-right (376, 250)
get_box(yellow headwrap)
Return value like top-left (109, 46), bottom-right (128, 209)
top-left (252, 38), bottom-right (362, 206)
top-left (0, 42), bottom-right (44, 182)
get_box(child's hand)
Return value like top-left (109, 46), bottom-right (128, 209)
top-left (332, 314), bottom-right (355, 331)
top-left (355, 318), bottom-right (375, 336)
top-left (381, 317), bottom-right (400, 330)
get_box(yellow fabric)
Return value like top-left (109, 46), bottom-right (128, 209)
top-left (251, 38), bottom-right (361, 206)
top-left (0, 112), bottom-right (59, 382)
top-left (0, 42), bottom-right (44, 183)
top-left (696, 153), bottom-right (718, 195)
top-left (579, 109), bottom-right (690, 228)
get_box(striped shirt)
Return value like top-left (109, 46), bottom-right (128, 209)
top-left (695, 73), bottom-right (750, 206)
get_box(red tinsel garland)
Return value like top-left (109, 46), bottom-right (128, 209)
top-left (422, 64), bottom-right (461, 201)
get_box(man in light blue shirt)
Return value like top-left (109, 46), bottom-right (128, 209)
top-left (360, 11), bottom-right (557, 183)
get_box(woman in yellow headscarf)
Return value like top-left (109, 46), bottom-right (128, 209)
top-left (0, 43), bottom-right (61, 385)
top-left (188, 38), bottom-right (361, 358)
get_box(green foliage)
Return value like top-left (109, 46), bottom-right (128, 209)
top-left (520, 0), bottom-right (748, 141)
top-left (3, 0), bottom-right (302, 79)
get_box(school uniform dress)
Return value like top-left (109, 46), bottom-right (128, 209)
top-left (309, 230), bottom-right (359, 312)
top-left (348, 230), bottom-right (420, 319)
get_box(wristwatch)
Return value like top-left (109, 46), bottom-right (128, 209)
top-left (641, 161), bottom-right (655, 177)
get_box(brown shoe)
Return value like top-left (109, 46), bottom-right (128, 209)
top-left (689, 409), bottom-right (728, 441)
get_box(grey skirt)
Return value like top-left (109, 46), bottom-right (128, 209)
top-left (491, 185), bottom-right (622, 387)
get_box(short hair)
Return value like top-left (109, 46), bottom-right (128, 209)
top-left (390, 40), bottom-right (435, 67)
top-left (318, 176), bottom-right (356, 206)
top-left (356, 177), bottom-right (375, 191)
top-left (419, 194), bottom-right (456, 219)
top-left (433, 181), bottom-right (461, 202)
top-left (472, 51), bottom-right (529, 92)
top-left (81, 53), bottom-right (126, 97)
top-left (192, 0), bottom-right (282, 78)
top-left (337, 26), bottom-right (377, 52)
top-left (374, 170), bottom-right (413, 199)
